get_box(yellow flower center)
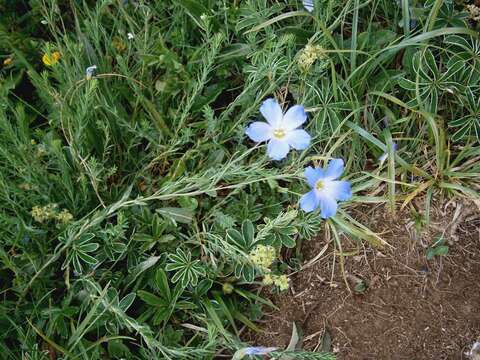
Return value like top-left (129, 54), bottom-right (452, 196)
top-left (315, 180), bottom-right (324, 191)
top-left (273, 129), bottom-right (286, 139)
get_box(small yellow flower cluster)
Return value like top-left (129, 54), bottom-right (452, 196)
top-left (263, 274), bottom-right (289, 291)
top-left (42, 51), bottom-right (61, 66)
top-left (31, 204), bottom-right (73, 224)
top-left (31, 204), bottom-right (57, 223)
top-left (467, 4), bottom-right (480, 21)
top-left (56, 209), bottom-right (74, 224)
top-left (297, 44), bottom-right (326, 71)
top-left (249, 245), bottom-right (289, 291)
top-left (248, 245), bottom-right (276, 271)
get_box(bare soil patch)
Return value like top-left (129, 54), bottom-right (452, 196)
top-left (247, 200), bottom-right (480, 359)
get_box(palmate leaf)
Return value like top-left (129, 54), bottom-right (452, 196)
top-left (65, 232), bottom-right (100, 274)
top-left (226, 220), bottom-right (256, 250)
top-left (166, 248), bottom-right (206, 287)
top-left (449, 88), bottom-right (480, 142)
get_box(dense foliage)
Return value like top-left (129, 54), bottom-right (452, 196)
top-left (0, 0), bottom-right (479, 359)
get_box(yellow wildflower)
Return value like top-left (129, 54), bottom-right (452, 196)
top-left (42, 51), bottom-right (61, 66)
top-left (249, 245), bottom-right (276, 271)
top-left (3, 57), bottom-right (13, 66)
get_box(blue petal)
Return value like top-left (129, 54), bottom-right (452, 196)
top-left (378, 142), bottom-right (398, 163)
top-left (327, 180), bottom-right (352, 201)
top-left (325, 158), bottom-right (345, 180)
top-left (304, 166), bottom-right (325, 187)
top-left (299, 190), bottom-right (319, 212)
top-left (287, 129), bottom-right (311, 150)
top-left (244, 347), bottom-right (277, 355)
top-left (283, 105), bottom-right (307, 130)
top-left (318, 195), bottom-right (338, 218)
top-left (245, 122), bottom-right (272, 142)
top-left (267, 139), bottom-right (290, 160)
top-left (260, 98), bottom-right (283, 127)
top-left (303, 0), bottom-right (314, 12)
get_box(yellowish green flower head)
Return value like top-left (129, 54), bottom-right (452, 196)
top-left (31, 204), bottom-right (58, 223)
top-left (262, 274), bottom-right (289, 291)
top-left (56, 209), bottom-right (74, 224)
top-left (222, 282), bottom-right (234, 294)
top-left (274, 274), bottom-right (289, 291)
top-left (297, 44), bottom-right (326, 71)
top-left (31, 204), bottom-right (73, 224)
top-left (262, 274), bottom-right (274, 285)
top-left (248, 245), bottom-right (276, 271)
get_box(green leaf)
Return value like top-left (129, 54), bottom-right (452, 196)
top-left (119, 293), bottom-right (136, 312)
top-left (155, 268), bottom-right (171, 300)
top-left (108, 340), bottom-right (131, 358)
top-left (137, 290), bottom-right (165, 307)
top-left (280, 234), bottom-right (296, 248)
top-left (157, 207), bottom-right (195, 224)
top-left (241, 220), bottom-right (255, 246)
top-left (76, 252), bottom-right (98, 265)
top-left (194, 279), bottom-right (213, 297)
top-left (79, 242), bottom-right (99, 253)
top-left (174, 0), bottom-right (208, 18)
top-left (227, 229), bottom-right (246, 249)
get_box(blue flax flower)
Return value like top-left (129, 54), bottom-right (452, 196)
top-left (303, 0), bottom-right (314, 12)
top-left (233, 346), bottom-right (278, 359)
top-left (245, 98), bottom-right (311, 160)
top-left (300, 159), bottom-right (352, 218)
top-left (85, 65), bottom-right (97, 80)
top-left (378, 142), bottom-right (398, 163)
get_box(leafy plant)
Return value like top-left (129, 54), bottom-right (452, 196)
top-left (426, 236), bottom-right (450, 260)
top-left (0, 0), bottom-right (479, 358)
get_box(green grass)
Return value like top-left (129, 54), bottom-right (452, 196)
top-left (0, 0), bottom-right (479, 359)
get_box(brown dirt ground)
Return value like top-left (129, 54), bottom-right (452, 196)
top-left (246, 199), bottom-right (480, 360)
